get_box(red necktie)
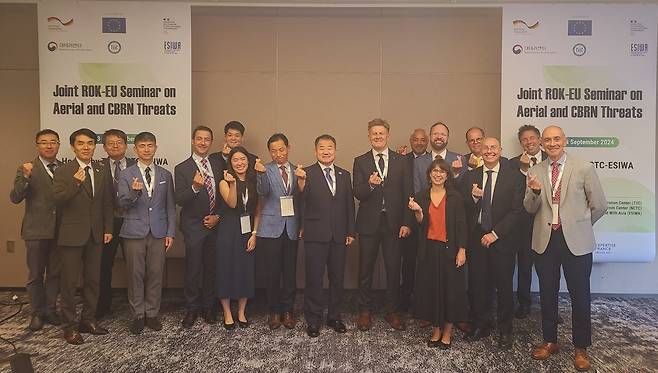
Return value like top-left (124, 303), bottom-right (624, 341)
top-left (551, 161), bottom-right (561, 230)
top-left (200, 158), bottom-right (216, 213)
top-left (280, 165), bottom-right (289, 194)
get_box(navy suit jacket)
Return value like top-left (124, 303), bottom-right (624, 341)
top-left (413, 150), bottom-right (462, 194)
top-left (256, 161), bottom-right (300, 239)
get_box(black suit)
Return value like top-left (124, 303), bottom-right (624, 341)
top-left (508, 151), bottom-right (546, 310)
top-left (353, 149), bottom-right (413, 313)
top-left (462, 163), bottom-right (524, 335)
top-left (175, 155), bottom-right (223, 313)
top-left (209, 150), bottom-right (257, 173)
top-left (301, 163), bottom-right (355, 327)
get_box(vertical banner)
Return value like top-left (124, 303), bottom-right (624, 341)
top-left (38, 0), bottom-right (191, 171)
top-left (502, 4), bottom-right (656, 262)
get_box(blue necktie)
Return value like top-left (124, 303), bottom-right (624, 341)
top-left (481, 170), bottom-right (493, 232)
top-left (324, 167), bottom-right (334, 195)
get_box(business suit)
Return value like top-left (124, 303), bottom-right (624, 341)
top-left (508, 151), bottom-right (546, 312)
top-left (256, 161), bottom-right (300, 315)
top-left (353, 149), bottom-right (413, 315)
top-left (413, 150), bottom-right (462, 194)
top-left (118, 163), bottom-right (176, 318)
top-left (464, 152), bottom-right (509, 171)
top-left (97, 157), bottom-right (136, 318)
top-left (301, 163), bottom-right (355, 327)
top-left (53, 159), bottom-right (113, 329)
top-left (209, 150), bottom-right (257, 173)
top-left (175, 155), bottom-right (223, 315)
top-left (462, 163), bottom-right (524, 336)
top-left (524, 153), bottom-right (606, 348)
top-left (10, 157), bottom-right (62, 318)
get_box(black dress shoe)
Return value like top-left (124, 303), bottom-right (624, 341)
top-left (182, 310), bottom-right (198, 328)
top-left (78, 321), bottom-right (109, 335)
top-left (238, 318), bottom-right (250, 329)
top-left (439, 340), bottom-right (452, 350)
top-left (203, 310), bottom-right (218, 325)
top-left (326, 319), bottom-right (347, 333)
top-left (498, 334), bottom-right (513, 350)
top-left (514, 306), bottom-right (530, 319)
top-left (307, 325), bottom-right (320, 338)
top-left (223, 320), bottom-right (236, 330)
top-left (131, 318), bottom-right (145, 335)
top-left (63, 328), bottom-right (84, 345)
top-left (28, 315), bottom-right (44, 331)
top-left (427, 339), bottom-right (441, 348)
top-left (465, 327), bottom-right (490, 342)
top-left (44, 313), bottom-right (62, 326)
top-left (146, 317), bottom-right (163, 331)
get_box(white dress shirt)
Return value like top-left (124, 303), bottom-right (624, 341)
top-left (137, 161), bottom-right (155, 197)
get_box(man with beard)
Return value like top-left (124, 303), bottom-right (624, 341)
top-left (413, 122), bottom-right (464, 194)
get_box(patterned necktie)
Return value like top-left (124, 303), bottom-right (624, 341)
top-left (324, 167), bottom-right (335, 195)
top-left (551, 161), bottom-right (561, 230)
top-left (200, 158), bottom-right (216, 213)
top-left (83, 165), bottom-right (93, 196)
top-left (46, 163), bottom-right (56, 179)
top-left (113, 160), bottom-right (121, 192)
top-left (145, 166), bottom-right (152, 186)
top-left (530, 156), bottom-right (538, 167)
top-left (377, 153), bottom-right (386, 210)
top-left (280, 165), bottom-right (290, 194)
top-left (481, 170), bottom-right (494, 232)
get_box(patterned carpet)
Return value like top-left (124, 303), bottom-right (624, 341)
top-left (0, 290), bottom-right (656, 373)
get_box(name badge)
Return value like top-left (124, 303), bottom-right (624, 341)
top-left (280, 196), bottom-right (294, 217)
top-left (551, 203), bottom-right (560, 225)
top-left (240, 214), bottom-right (252, 234)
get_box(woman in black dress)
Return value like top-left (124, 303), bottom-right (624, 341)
top-left (408, 158), bottom-right (468, 349)
top-left (217, 147), bottom-right (260, 329)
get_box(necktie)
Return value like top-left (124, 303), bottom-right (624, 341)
top-left (145, 166), bottom-right (152, 186)
top-left (113, 160), bottom-right (121, 192)
top-left (530, 156), bottom-right (538, 167)
top-left (200, 158), bottom-right (216, 213)
top-left (83, 165), bottom-right (93, 196)
top-left (551, 161), bottom-right (561, 230)
top-left (481, 170), bottom-right (493, 232)
top-left (377, 153), bottom-right (385, 179)
top-left (324, 167), bottom-right (334, 195)
top-left (280, 165), bottom-right (290, 194)
top-left (46, 163), bottom-right (56, 179)
top-left (434, 154), bottom-right (442, 160)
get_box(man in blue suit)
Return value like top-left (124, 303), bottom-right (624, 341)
top-left (254, 133), bottom-right (301, 330)
top-left (117, 132), bottom-right (176, 334)
top-left (413, 122), bottom-right (464, 193)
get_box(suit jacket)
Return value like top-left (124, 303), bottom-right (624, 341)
top-left (353, 149), bottom-right (413, 234)
top-left (10, 157), bottom-right (62, 240)
top-left (300, 163), bottom-right (355, 244)
top-left (256, 161), bottom-right (300, 239)
top-left (463, 152), bottom-right (509, 171)
top-left (174, 155), bottom-right (223, 239)
top-left (209, 150), bottom-right (257, 173)
top-left (415, 187), bottom-right (468, 261)
top-left (118, 164), bottom-right (176, 239)
top-left (100, 157), bottom-right (136, 217)
top-left (53, 159), bottom-right (113, 247)
top-left (508, 151), bottom-right (547, 174)
top-left (509, 150), bottom-right (547, 246)
top-left (462, 162), bottom-right (525, 252)
top-left (523, 154), bottom-right (607, 256)
top-left (413, 150), bottom-right (462, 194)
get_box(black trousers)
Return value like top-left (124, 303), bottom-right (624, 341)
top-left (399, 225), bottom-right (418, 312)
top-left (357, 212), bottom-right (401, 313)
top-left (259, 231), bottom-right (298, 314)
top-left (304, 240), bottom-right (346, 327)
top-left (516, 227), bottom-right (534, 309)
top-left (183, 230), bottom-right (217, 312)
top-left (97, 217), bottom-right (124, 316)
top-left (25, 239), bottom-right (59, 316)
top-left (468, 227), bottom-right (515, 335)
top-left (534, 228), bottom-right (592, 348)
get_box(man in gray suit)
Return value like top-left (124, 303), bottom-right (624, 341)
top-left (413, 122), bottom-right (464, 193)
top-left (117, 132), bottom-right (175, 334)
top-left (254, 133), bottom-right (300, 330)
top-left (10, 129), bottom-right (63, 331)
top-left (524, 125), bottom-right (606, 371)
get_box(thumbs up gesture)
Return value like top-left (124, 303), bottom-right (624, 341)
top-left (294, 164), bottom-right (306, 180)
top-left (254, 158), bottom-right (266, 173)
top-left (408, 196), bottom-right (421, 211)
top-left (131, 177), bottom-right (144, 191)
top-left (192, 170), bottom-right (205, 190)
top-left (223, 170), bottom-right (236, 183)
top-left (471, 183), bottom-right (484, 198)
top-left (368, 171), bottom-right (382, 187)
top-left (22, 162), bottom-right (34, 178)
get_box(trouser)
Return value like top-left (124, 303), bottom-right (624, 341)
top-left (97, 217), bottom-right (124, 316)
top-left (25, 239), bottom-right (59, 316)
top-left (260, 231), bottom-right (298, 314)
top-left (304, 241), bottom-right (346, 326)
top-left (123, 234), bottom-right (166, 318)
top-left (183, 230), bottom-right (217, 312)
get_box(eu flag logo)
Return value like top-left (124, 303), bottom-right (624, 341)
top-left (568, 20), bottom-right (592, 36)
top-left (102, 17), bottom-right (126, 33)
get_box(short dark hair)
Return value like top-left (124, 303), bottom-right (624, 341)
top-left (36, 129), bottom-right (59, 142)
top-left (192, 125), bottom-right (213, 140)
top-left (224, 121), bottom-right (245, 135)
top-left (69, 128), bottom-right (97, 145)
top-left (134, 131), bottom-right (157, 144)
top-left (267, 133), bottom-right (289, 148)
top-left (314, 134), bottom-right (336, 147)
top-left (430, 122), bottom-right (450, 135)
top-left (103, 129), bottom-right (127, 143)
top-left (425, 158), bottom-right (455, 189)
top-left (517, 125), bottom-right (541, 141)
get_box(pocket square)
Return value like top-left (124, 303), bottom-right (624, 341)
top-left (159, 180), bottom-right (166, 184)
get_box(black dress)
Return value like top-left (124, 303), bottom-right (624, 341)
top-left (216, 180), bottom-right (258, 299)
top-left (413, 188), bottom-right (469, 326)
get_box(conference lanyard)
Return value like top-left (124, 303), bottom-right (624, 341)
top-left (551, 163), bottom-right (564, 200)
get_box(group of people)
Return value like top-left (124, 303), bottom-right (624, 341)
top-left (11, 118), bottom-right (606, 372)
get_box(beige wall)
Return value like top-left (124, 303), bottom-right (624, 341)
top-left (0, 4), bottom-right (501, 288)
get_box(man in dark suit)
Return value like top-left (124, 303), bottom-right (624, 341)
top-left (96, 129), bottom-right (136, 319)
top-left (297, 134), bottom-right (355, 338)
top-left (10, 129), bottom-right (63, 331)
top-left (462, 137), bottom-right (524, 350)
top-left (53, 128), bottom-right (114, 345)
top-left (209, 120), bottom-right (257, 171)
top-left (353, 118), bottom-right (413, 331)
top-left (175, 126), bottom-right (223, 327)
top-left (508, 124), bottom-right (546, 319)
top-left (463, 126), bottom-right (486, 171)
top-left (413, 122), bottom-right (464, 194)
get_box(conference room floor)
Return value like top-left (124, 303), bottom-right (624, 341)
top-left (0, 289), bottom-right (656, 373)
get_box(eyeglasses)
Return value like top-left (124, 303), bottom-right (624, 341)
top-left (467, 138), bottom-right (483, 144)
top-left (106, 141), bottom-right (125, 147)
top-left (430, 169), bottom-right (448, 175)
top-left (36, 141), bottom-right (60, 147)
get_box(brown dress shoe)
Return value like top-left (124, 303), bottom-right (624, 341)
top-left (357, 311), bottom-right (371, 331)
top-left (268, 313), bottom-right (282, 330)
top-left (282, 312), bottom-right (297, 329)
top-left (63, 328), bottom-right (84, 345)
top-left (78, 320), bottom-right (109, 335)
top-left (531, 342), bottom-right (560, 360)
top-left (417, 319), bottom-right (431, 328)
top-left (385, 313), bottom-right (405, 331)
top-left (457, 322), bottom-right (472, 333)
top-left (574, 348), bottom-right (591, 371)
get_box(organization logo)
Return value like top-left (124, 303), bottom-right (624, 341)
top-left (630, 42), bottom-right (649, 57)
top-left (47, 41), bottom-right (58, 51)
top-left (108, 41), bottom-right (121, 54)
top-left (512, 44), bottom-right (555, 55)
top-left (163, 40), bottom-right (182, 55)
top-left (512, 19), bottom-right (539, 34)
top-left (568, 20), bottom-right (592, 36)
top-left (162, 17), bottom-right (182, 32)
top-left (47, 16), bottom-right (73, 31)
top-left (102, 17), bottom-right (126, 33)
top-left (512, 44), bottom-right (523, 54)
top-left (46, 41), bottom-right (90, 52)
top-left (572, 43), bottom-right (586, 57)
top-left (630, 19), bottom-right (648, 36)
